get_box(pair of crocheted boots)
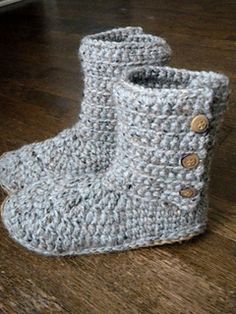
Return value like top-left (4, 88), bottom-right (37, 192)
top-left (0, 27), bottom-right (229, 256)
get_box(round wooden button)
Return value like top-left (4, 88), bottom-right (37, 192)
top-left (191, 115), bottom-right (209, 133)
top-left (181, 153), bottom-right (200, 169)
top-left (179, 188), bottom-right (198, 198)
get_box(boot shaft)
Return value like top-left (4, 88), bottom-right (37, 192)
top-left (77, 28), bottom-right (171, 132)
top-left (79, 27), bottom-right (171, 78)
top-left (111, 66), bottom-right (229, 210)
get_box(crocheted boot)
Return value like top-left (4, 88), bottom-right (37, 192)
top-left (1, 66), bottom-right (229, 256)
top-left (0, 27), bottom-right (171, 194)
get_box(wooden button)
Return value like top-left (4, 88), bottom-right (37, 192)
top-left (191, 115), bottom-right (209, 133)
top-left (179, 188), bottom-right (198, 198)
top-left (181, 153), bottom-right (200, 169)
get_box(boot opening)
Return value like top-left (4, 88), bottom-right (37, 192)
top-left (88, 28), bottom-right (141, 43)
top-left (128, 67), bottom-right (192, 89)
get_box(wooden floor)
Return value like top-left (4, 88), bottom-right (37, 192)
top-left (0, 1), bottom-right (236, 313)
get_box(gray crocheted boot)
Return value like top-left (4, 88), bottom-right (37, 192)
top-left (0, 27), bottom-right (171, 194)
top-left (2, 66), bottom-right (229, 256)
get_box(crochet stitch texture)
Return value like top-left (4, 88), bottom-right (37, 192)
top-left (2, 66), bottom-right (229, 256)
top-left (0, 27), bottom-right (171, 193)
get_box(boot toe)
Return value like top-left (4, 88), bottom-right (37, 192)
top-left (0, 151), bottom-right (24, 193)
top-left (1, 175), bottom-right (95, 256)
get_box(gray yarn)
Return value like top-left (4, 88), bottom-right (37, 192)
top-left (0, 27), bottom-right (171, 193)
top-left (2, 66), bottom-right (229, 256)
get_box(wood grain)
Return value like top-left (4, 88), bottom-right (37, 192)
top-left (0, 0), bottom-right (235, 313)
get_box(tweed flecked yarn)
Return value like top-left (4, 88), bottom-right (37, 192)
top-left (2, 66), bottom-right (229, 256)
top-left (0, 27), bottom-right (171, 193)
